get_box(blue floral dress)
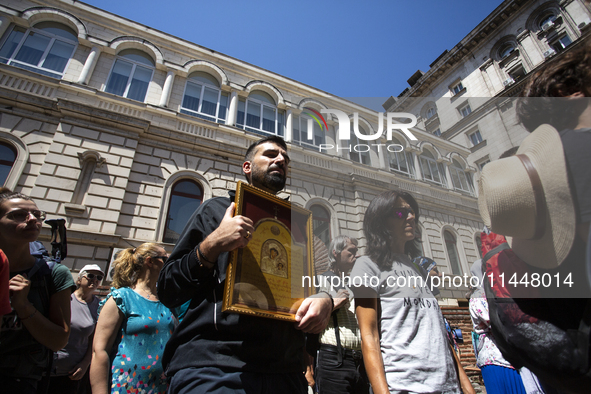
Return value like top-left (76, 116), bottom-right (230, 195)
top-left (100, 287), bottom-right (174, 394)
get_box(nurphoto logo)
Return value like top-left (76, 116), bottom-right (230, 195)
top-left (302, 107), bottom-right (419, 154)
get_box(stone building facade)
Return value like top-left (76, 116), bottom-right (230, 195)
top-left (384, 0), bottom-right (591, 177)
top-left (0, 0), bottom-right (484, 301)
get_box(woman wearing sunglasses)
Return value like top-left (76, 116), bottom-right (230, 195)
top-left (350, 190), bottom-right (463, 394)
top-left (47, 264), bottom-right (104, 394)
top-left (90, 243), bottom-right (174, 394)
top-left (0, 192), bottom-right (75, 393)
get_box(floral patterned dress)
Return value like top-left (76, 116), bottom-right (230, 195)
top-left (100, 287), bottom-right (174, 394)
top-left (469, 287), bottom-right (513, 369)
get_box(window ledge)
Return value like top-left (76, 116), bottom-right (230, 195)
top-left (453, 188), bottom-right (474, 197)
top-left (470, 140), bottom-right (487, 153)
top-left (425, 113), bottom-right (440, 127)
top-left (450, 87), bottom-right (467, 101)
top-left (390, 168), bottom-right (413, 178)
top-left (499, 49), bottom-right (520, 68)
top-left (64, 203), bottom-right (86, 216)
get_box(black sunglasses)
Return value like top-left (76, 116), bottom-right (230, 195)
top-left (391, 207), bottom-right (415, 219)
top-left (85, 273), bottom-right (104, 281)
top-left (3, 209), bottom-right (47, 222)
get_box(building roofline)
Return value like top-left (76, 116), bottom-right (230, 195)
top-left (386, 0), bottom-right (532, 111)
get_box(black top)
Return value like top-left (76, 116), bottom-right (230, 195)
top-left (157, 191), bottom-right (304, 377)
top-left (560, 128), bottom-right (591, 224)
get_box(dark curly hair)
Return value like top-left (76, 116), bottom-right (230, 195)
top-left (363, 190), bottom-right (422, 270)
top-left (516, 38), bottom-right (591, 132)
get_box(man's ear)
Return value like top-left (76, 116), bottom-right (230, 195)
top-left (242, 161), bottom-right (252, 181)
top-left (332, 249), bottom-right (338, 259)
top-left (568, 91), bottom-right (585, 98)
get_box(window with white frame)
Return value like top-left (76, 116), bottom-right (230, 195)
top-left (450, 81), bottom-right (464, 96)
top-left (458, 103), bottom-right (472, 118)
top-left (164, 179), bottom-right (204, 244)
top-left (468, 130), bottom-right (483, 146)
top-left (105, 49), bottom-right (154, 102)
top-left (419, 150), bottom-right (444, 185)
top-left (292, 112), bottom-right (326, 147)
top-left (478, 159), bottom-right (490, 171)
top-left (181, 71), bottom-right (228, 123)
top-left (347, 124), bottom-right (371, 165)
top-left (444, 230), bottom-right (462, 275)
top-left (237, 91), bottom-right (284, 136)
top-left (0, 141), bottom-right (17, 186)
top-left (450, 159), bottom-right (473, 194)
top-left (0, 22), bottom-right (78, 79)
top-left (389, 139), bottom-right (413, 177)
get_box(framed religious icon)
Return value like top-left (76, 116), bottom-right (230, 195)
top-left (223, 181), bottom-right (315, 322)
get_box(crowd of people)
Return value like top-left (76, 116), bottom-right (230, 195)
top-left (0, 37), bottom-right (589, 394)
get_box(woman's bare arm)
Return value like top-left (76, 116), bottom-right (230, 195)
top-left (89, 297), bottom-right (124, 394)
top-left (356, 296), bottom-right (390, 394)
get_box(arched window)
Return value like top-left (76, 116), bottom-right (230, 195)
top-left (389, 138), bottom-right (413, 177)
top-left (450, 159), bottom-right (473, 194)
top-left (419, 150), bottom-right (444, 185)
top-left (444, 230), bottom-right (462, 275)
top-left (310, 205), bottom-right (331, 249)
top-left (237, 91), bottom-right (284, 136)
top-left (0, 141), bottom-right (17, 186)
top-left (181, 71), bottom-right (228, 123)
top-left (0, 22), bottom-right (78, 78)
top-left (421, 102), bottom-right (438, 120)
top-left (539, 12), bottom-right (557, 29)
top-left (105, 49), bottom-right (154, 102)
top-left (426, 106), bottom-right (437, 119)
top-left (292, 112), bottom-right (326, 147)
top-left (163, 179), bottom-right (203, 244)
top-left (498, 42), bottom-right (515, 59)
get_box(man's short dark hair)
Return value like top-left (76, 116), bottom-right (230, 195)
top-left (244, 135), bottom-right (287, 163)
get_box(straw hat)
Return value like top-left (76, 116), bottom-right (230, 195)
top-left (478, 124), bottom-right (575, 269)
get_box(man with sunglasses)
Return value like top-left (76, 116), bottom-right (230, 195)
top-left (158, 136), bottom-right (333, 394)
top-left (0, 192), bottom-right (75, 393)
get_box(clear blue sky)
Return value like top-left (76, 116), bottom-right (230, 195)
top-left (82, 0), bottom-right (503, 109)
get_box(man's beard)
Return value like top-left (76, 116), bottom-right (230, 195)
top-left (251, 166), bottom-right (286, 193)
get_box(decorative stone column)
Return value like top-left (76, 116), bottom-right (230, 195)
top-left (443, 161), bottom-right (455, 190)
top-left (410, 149), bottom-right (422, 181)
top-left (285, 109), bottom-right (293, 142)
top-left (77, 46), bottom-right (101, 85)
top-left (159, 71), bottom-right (175, 108)
top-left (225, 91), bottom-right (238, 126)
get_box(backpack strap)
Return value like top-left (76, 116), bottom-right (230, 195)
top-left (27, 257), bottom-right (46, 279)
top-left (483, 242), bottom-right (510, 264)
